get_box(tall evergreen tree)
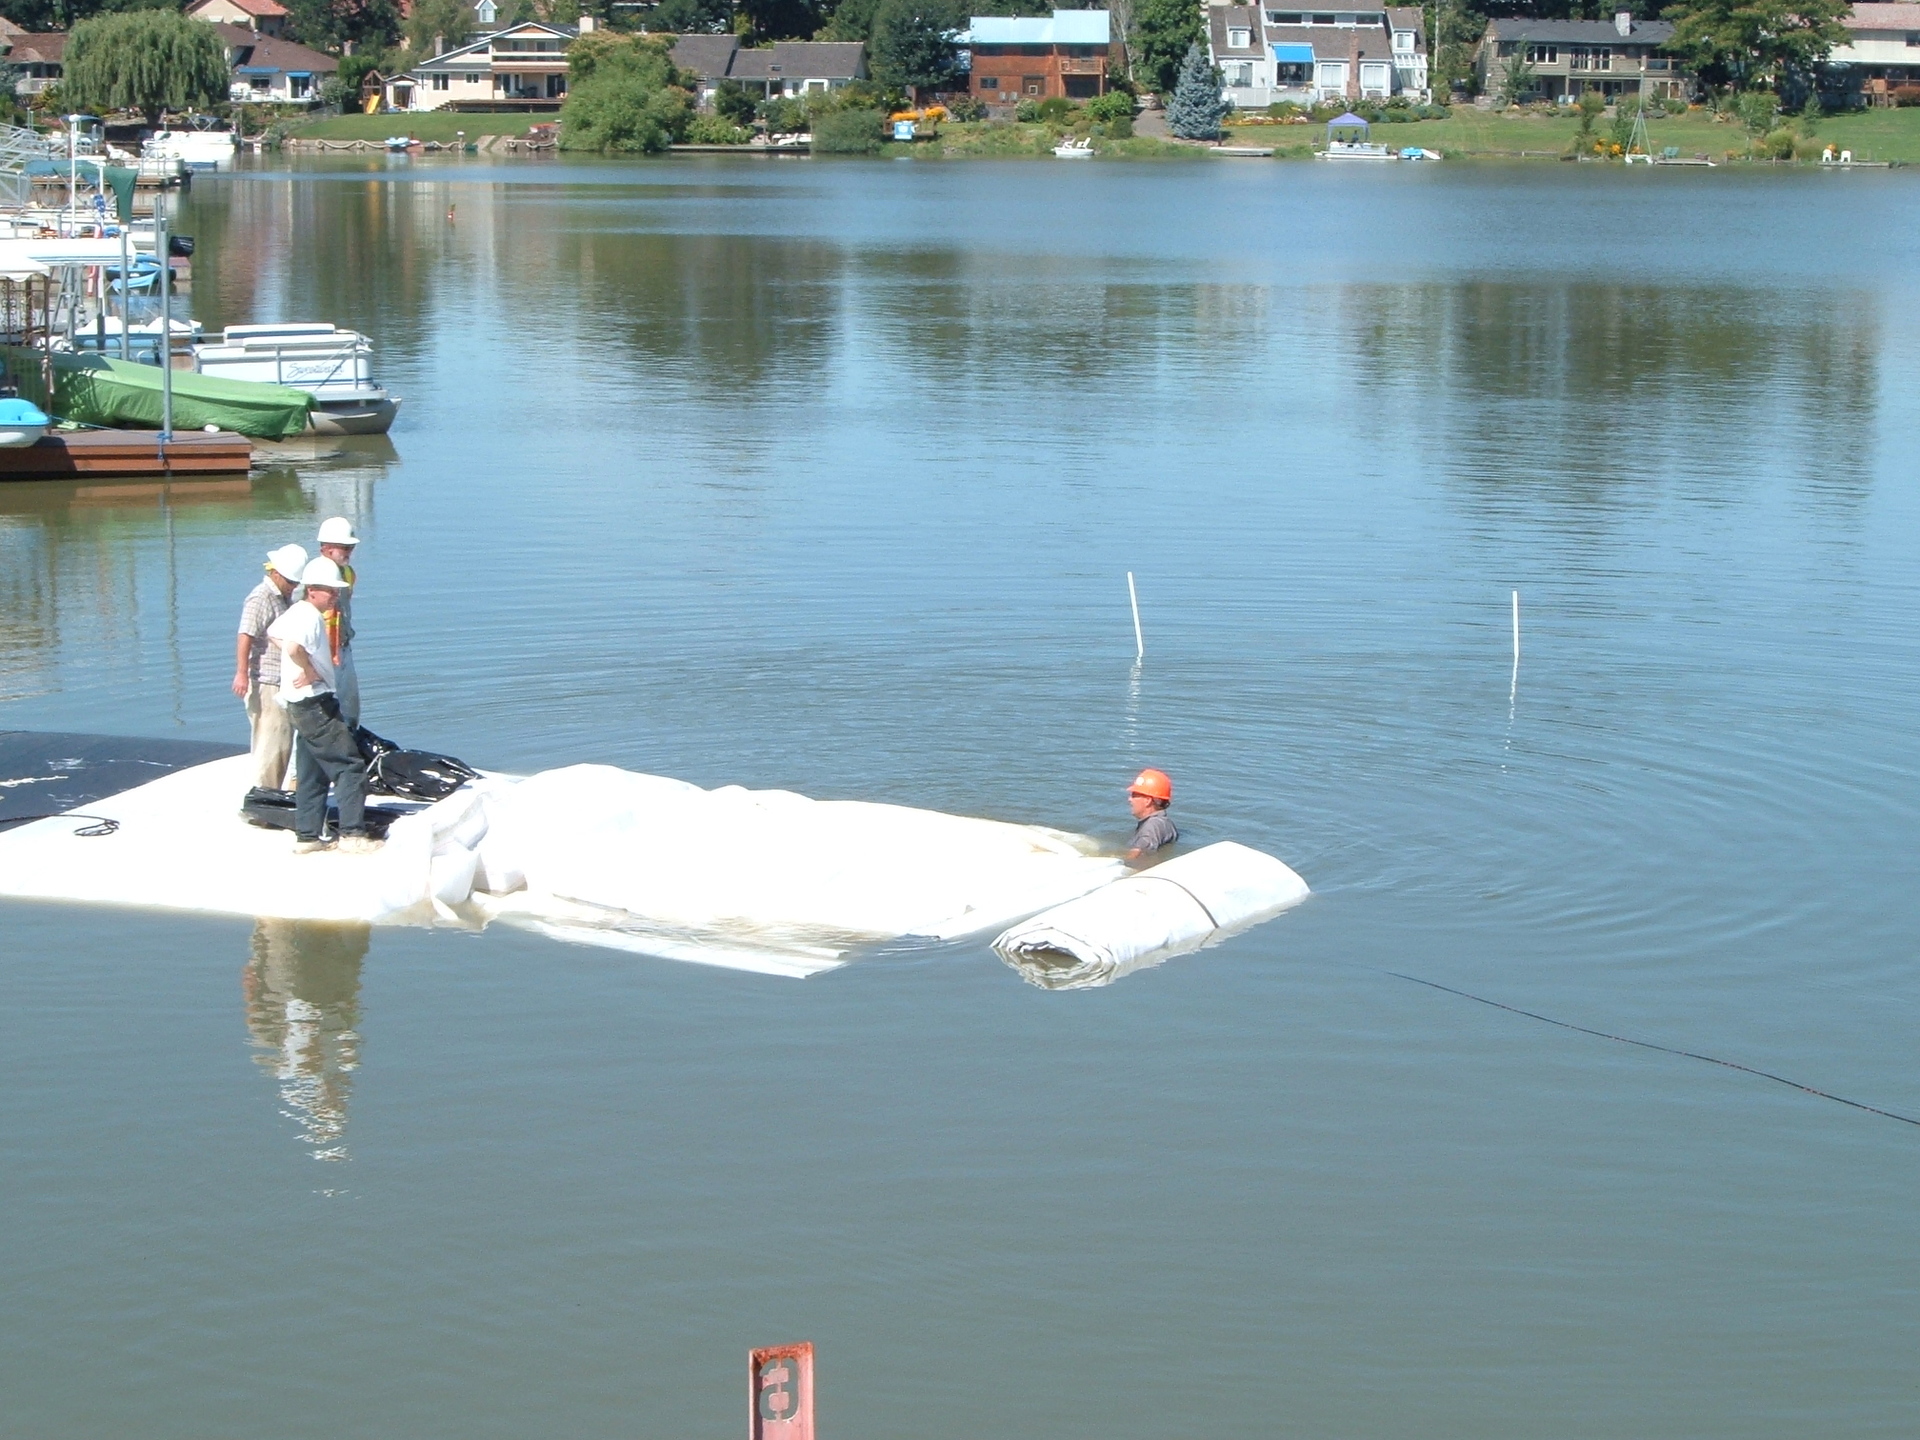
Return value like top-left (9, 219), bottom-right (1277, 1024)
top-left (1164, 40), bottom-right (1223, 138)
top-left (868, 0), bottom-right (964, 94)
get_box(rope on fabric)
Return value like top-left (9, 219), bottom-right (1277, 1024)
top-left (0, 813), bottom-right (121, 836)
top-left (1380, 968), bottom-right (1920, 1131)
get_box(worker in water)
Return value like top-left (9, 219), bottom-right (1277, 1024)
top-left (315, 517), bottom-right (361, 726)
top-left (1125, 768), bottom-right (1178, 864)
top-left (267, 557), bottom-right (381, 856)
top-left (233, 543), bottom-right (308, 792)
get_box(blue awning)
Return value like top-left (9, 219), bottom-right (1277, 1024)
top-left (286, 70), bottom-right (313, 77)
top-left (1271, 43), bottom-right (1314, 62)
top-left (237, 66), bottom-right (278, 74)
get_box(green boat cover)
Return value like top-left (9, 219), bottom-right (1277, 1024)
top-left (2, 346), bottom-right (313, 440)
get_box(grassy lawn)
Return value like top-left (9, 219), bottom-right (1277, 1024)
top-left (1225, 104), bottom-right (1920, 162)
top-left (290, 113), bottom-right (551, 141)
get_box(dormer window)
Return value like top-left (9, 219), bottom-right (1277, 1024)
top-left (1393, 28), bottom-right (1412, 48)
top-left (1228, 26), bottom-right (1250, 46)
top-left (475, 0), bottom-right (496, 19)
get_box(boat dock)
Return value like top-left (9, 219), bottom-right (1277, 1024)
top-left (0, 429), bottom-right (252, 480)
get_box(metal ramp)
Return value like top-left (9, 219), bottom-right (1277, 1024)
top-left (0, 123), bottom-right (64, 210)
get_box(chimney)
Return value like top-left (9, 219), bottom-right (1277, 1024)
top-left (433, 32), bottom-right (444, 54)
top-left (578, 13), bottom-right (596, 30)
top-left (1614, 9), bottom-right (1632, 35)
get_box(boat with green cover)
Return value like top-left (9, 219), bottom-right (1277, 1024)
top-left (1, 347), bottom-right (313, 441)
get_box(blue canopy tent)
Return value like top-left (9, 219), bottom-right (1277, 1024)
top-left (1326, 112), bottom-right (1370, 141)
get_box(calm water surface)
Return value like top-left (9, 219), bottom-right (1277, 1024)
top-left (3, 157), bottom-right (1919, 1437)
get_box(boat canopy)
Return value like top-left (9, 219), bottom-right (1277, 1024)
top-left (1328, 112), bottom-right (1370, 136)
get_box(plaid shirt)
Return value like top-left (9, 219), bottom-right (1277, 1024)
top-left (238, 576), bottom-right (290, 686)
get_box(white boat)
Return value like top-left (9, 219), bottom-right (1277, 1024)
top-left (143, 126), bottom-right (237, 172)
top-left (192, 323), bottom-right (400, 436)
top-left (1052, 137), bottom-right (1094, 158)
top-left (0, 397), bottom-right (50, 447)
top-left (1319, 140), bottom-right (1396, 160)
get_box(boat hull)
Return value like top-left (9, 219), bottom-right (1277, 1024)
top-left (307, 396), bottom-right (400, 436)
top-left (0, 424), bottom-right (47, 448)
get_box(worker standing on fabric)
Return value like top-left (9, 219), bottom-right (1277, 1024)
top-left (315, 517), bottom-right (361, 726)
top-left (1125, 768), bottom-right (1178, 864)
top-left (267, 557), bottom-right (381, 856)
top-left (232, 543), bottom-right (308, 791)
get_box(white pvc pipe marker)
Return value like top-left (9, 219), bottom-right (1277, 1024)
top-left (1127, 572), bottom-right (1144, 661)
top-left (1512, 589), bottom-right (1521, 665)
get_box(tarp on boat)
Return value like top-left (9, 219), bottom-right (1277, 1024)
top-left (1, 346), bottom-right (313, 440)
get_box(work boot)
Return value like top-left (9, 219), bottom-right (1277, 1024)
top-left (292, 836), bottom-right (335, 854)
top-left (336, 833), bottom-right (384, 856)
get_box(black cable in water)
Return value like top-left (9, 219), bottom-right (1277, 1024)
top-left (0, 814), bottom-right (121, 837)
top-left (1379, 967), bottom-right (1920, 1131)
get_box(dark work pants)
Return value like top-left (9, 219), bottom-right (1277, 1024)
top-left (285, 692), bottom-right (368, 841)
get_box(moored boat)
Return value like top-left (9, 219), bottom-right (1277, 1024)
top-left (143, 125), bottom-right (237, 172)
top-left (192, 323), bottom-right (399, 436)
top-left (0, 396), bottom-right (50, 447)
top-left (1053, 137), bottom-right (1093, 158)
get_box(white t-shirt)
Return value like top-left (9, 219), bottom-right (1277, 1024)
top-left (266, 600), bottom-right (337, 706)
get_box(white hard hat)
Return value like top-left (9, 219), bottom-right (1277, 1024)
top-left (316, 516), bottom-right (359, 546)
top-left (301, 556), bottom-right (347, 589)
top-left (266, 543), bottom-right (308, 580)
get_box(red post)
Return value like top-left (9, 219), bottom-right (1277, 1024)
top-left (749, 1343), bottom-right (815, 1440)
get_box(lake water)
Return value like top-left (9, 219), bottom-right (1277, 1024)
top-left (4, 155), bottom-right (1919, 1438)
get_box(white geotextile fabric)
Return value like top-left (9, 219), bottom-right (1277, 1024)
top-left (0, 754), bottom-right (491, 925)
top-left (992, 842), bottom-right (1310, 990)
top-left (468, 764), bottom-right (1125, 974)
top-left (0, 756), bottom-right (1126, 978)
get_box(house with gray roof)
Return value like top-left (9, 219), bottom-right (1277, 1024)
top-left (1474, 11), bottom-right (1686, 103)
top-left (1206, 3), bottom-right (1426, 108)
top-left (668, 35), bottom-right (867, 105)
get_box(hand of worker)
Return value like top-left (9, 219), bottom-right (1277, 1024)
top-left (231, 670), bottom-right (248, 698)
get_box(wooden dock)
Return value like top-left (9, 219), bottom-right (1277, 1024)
top-left (0, 429), bottom-right (253, 481)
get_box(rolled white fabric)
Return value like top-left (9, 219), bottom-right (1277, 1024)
top-left (993, 841), bottom-right (1310, 989)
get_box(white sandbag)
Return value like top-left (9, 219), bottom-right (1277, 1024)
top-left (992, 841), bottom-right (1310, 989)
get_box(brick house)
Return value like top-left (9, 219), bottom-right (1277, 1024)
top-left (1208, 3), bottom-right (1427, 108)
top-left (963, 9), bottom-right (1110, 105)
top-left (1474, 11), bottom-right (1686, 102)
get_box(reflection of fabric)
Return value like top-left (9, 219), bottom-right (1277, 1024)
top-left (994, 842), bottom-right (1309, 989)
top-left (243, 918), bottom-right (370, 1161)
top-left (244, 679), bottom-right (292, 790)
top-left (287, 694), bottom-right (368, 840)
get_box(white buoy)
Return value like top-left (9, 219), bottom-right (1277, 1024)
top-left (1127, 572), bottom-right (1144, 661)
top-left (1512, 590), bottom-right (1520, 666)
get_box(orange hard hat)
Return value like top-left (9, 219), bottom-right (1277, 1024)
top-left (1128, 768), bottom-right (1173, 802)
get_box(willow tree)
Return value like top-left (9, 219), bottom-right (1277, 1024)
top-left (64, 12), bottom-right (231, 126)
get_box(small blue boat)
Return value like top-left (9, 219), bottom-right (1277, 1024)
top-left (0, 396), bottom-right (51, 448)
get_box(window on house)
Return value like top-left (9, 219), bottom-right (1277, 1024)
top-left (1393, 29), bottom-right (1413, 49)
top-left (1312, 14), bottom-right (1336, 25)
top-left (1226, 62), bottom-right (1253, 84)
top-left (1024, 75), bottom-right (1044, 92)
top-left (467, 71), bottom-right (482, 81)
top-left (1525, 43), bottom-right (1556, 63)
top-left (290, 74), bottom-right (311, 97)
top-left (1268, 12), bottom-right (1303, 23)
top-left (1907, 31), bottom-right (1920, 44)
top-left (978, 75), bottom-right (999, 88)
top-left (1276, 61), bottom-right (1309, 81)
top-left (1228, 27), bottom-right (1250, 46)
top-left (1356, 13), bottom-right (1385, 24)
top-left (432, 72), bottom-right (449, 89)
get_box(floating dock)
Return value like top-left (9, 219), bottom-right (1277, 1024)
top-left (0, 429), bottom-right (253, 480)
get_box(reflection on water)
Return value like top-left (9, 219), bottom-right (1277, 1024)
top-left (242, 919), bottom-right (370, 1162)
top-left (1328, 281), bottom-right (1879, 518)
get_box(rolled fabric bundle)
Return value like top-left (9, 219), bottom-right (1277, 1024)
top-left (993, 841), bottom-right (1310, 990)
